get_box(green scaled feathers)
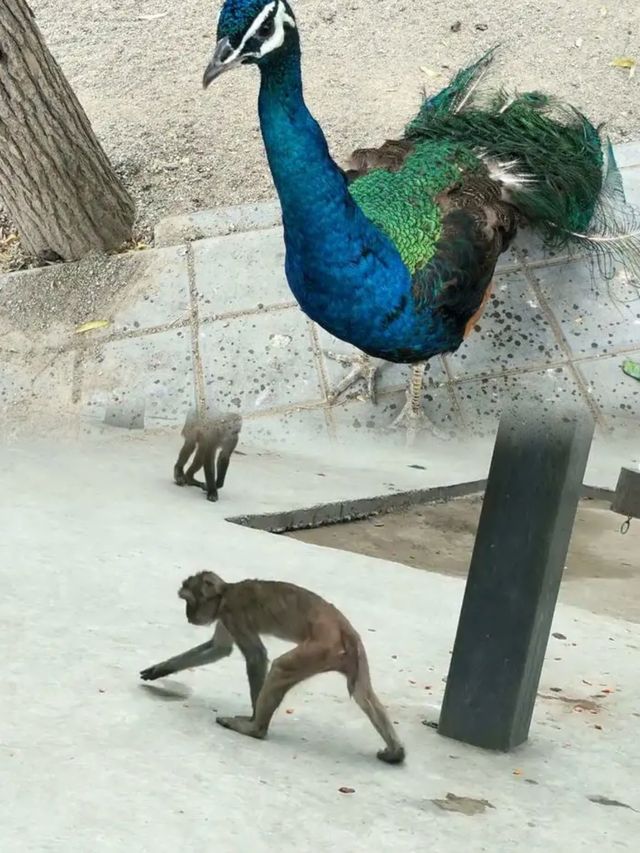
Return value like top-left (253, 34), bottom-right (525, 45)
top-left (349, 143), bottom-right (481, 273)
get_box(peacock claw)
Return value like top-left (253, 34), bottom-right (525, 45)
top-left (389, 402), bottom-right (453, 445)
top-left (324, 350), bottom-right (382, 404)
top-left (388, 361), bottom-right (453, 445)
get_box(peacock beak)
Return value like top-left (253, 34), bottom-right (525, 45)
top-left (202, 37), bottom-right (241, 88)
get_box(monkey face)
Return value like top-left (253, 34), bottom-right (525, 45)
top-left (178, 571), bottom-right (226, 625)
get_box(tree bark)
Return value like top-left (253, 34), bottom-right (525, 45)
top-left (0, 0), bottom-right (134, 261)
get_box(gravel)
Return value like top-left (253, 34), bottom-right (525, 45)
top-left (6, 0), bottom-right (640, 241)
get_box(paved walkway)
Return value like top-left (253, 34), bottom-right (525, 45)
top-left (0, 432), bottom-right (638, 851)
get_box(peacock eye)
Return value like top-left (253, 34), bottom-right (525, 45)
top-left (258, 18), bottom-right (275, 38)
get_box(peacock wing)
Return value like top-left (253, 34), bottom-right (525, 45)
top-left (347, 139), bottom-right (519, 337)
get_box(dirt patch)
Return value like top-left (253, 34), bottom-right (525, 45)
top-left (2, 0), bottom-right (634, 255)
top-left (286, 497), bottom-right (640, 623)
top-left (431, 793), bottom-right (495, 816)
top-left (0, 250), bottom-right (147, 345)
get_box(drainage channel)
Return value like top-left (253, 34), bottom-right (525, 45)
top-left (226, 482), bottom-right (614, 535)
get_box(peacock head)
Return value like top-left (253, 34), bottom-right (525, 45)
top-left (203, 0), bottom-right (297, 87)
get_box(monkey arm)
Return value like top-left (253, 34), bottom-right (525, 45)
top-left (221, 615), bottom-right (268, 716)
top-left (140, 622), bottom-right (234, 681)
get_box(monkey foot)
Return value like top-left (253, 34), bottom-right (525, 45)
top-left (216, 715), bottom-right (265, 739)
top-left (377, 745), bottom-right (406, 765)
top-left (324, 350), bottom-right (383, 404)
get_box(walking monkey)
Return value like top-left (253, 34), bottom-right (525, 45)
top-left (141, 572), bottom-right (405, 764)
top-left (173, 410), bottom-right (242, 502)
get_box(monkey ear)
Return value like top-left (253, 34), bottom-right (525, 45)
top-left (200, 571), bottom-right (226, 598)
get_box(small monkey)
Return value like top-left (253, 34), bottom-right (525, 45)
top-left (173, 409), bottom-right (242, 502)
top-left (140, 572), bottom-right (405, 764)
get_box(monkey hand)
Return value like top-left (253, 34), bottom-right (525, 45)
top-left (140, 664), bottom-right (170, 681)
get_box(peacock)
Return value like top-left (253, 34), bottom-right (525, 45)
top-left (202, 0), bottom-right (640, 438)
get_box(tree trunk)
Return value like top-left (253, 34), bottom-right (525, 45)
top-left (0, 0), bottom-right (134, 261)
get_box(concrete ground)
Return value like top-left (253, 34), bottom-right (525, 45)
top-left (1, 429), bottom-right (639, 852)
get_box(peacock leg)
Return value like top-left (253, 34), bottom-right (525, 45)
top-left (390, 362), bottom-right (452, 445)
top-left (324, 350), bottom-right (384, 404)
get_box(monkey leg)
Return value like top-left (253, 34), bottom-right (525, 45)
top-left (215, 437), bottom-right (238, 489)
top-left (217, 642), bottom-right (328, 739)
top-left (173, 437), bottom-right (196, 486)
top-left (202, 450), bottom-right (218, 502)
top-left (351, 671), bottom-right (405, 764)
top-left (140, 623), bottom-right (233, 681)
top-left (184, 446), bottom-right (206, 489)
top-left (237, 638), bottom-right (268, 717)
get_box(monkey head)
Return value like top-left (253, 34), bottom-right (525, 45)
top-left (178, 571), bottom-right (227, 625)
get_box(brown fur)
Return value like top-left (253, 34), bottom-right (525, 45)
top-left (141, 572), bottom-right (405, 764)
top-left (173, 409), bottom-right (242, 502)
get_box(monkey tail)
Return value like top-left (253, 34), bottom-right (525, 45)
top-left (342, 630), bottom-right (370, 698)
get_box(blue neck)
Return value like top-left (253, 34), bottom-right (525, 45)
top-left (257, 41), bottom-right (355, 246)
top-left (256, 39), bottom-right (419, 356)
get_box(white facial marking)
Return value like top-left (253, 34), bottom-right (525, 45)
top-left (257, 2), bottom-right (295, 57)
top-left (222, 0), bottom-right (295, 66)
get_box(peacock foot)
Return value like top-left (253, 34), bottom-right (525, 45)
top-left (389, 400), bottom-right (452, 445)
top-left (324, 350), bottom-right (383, 404)
top-left (388, 362), bottom-right (453, 445)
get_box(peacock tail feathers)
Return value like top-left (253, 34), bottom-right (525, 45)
top-left (404, 49), bottom-right (640, 284)
top-left (413, 46), bottom-right (499, 119)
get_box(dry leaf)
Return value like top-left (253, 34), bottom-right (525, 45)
top-left (74, 319), bottom-right (111, 334)
top-left (611, 57), bottom-right (637, 78)
top-left (0, 233), bottom-right (18, 248)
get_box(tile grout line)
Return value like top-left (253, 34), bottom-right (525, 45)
top-left (186, 242), bottom-right (207, 416)
top-left (516, 249), bottom-right (608, 430)
top-left (63, 302), bottom-right (299, 351)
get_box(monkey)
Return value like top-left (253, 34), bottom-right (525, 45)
top-left (173, 409), bottom-right (242, 502)
top-left (140, 571), bottom-right (405, 765)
